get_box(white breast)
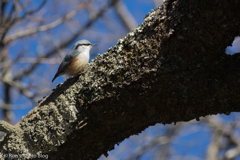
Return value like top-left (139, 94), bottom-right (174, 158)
top-left (66, 49), bottom-right (90, 76)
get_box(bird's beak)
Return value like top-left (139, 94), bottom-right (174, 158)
top-left (92, 44), bottom-right (97, 46)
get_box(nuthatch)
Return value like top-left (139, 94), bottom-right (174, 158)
top-left (52, 39), bottom-right (97, 82)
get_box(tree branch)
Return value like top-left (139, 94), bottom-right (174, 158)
top-left (18, 0), bottom-right (47, 16)
top-left (3, 0), bottom-right (93, 43)
top-left (114, 1), bottom-right (137, 31)
top-left (1, 0), bottom-right (240, 159)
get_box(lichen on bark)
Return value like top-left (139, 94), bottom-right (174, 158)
top-left (1, 0), bottom-right (240, 159)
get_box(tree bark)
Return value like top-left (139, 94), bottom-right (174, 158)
top-left (1, 0), bottom-right (240, 159)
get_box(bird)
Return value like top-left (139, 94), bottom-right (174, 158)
top-left (52, 39), bottom-right (97, 82)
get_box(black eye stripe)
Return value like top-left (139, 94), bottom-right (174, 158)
top-left (76, 44), bottom-right (91, 49)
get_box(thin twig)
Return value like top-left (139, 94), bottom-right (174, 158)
top-left (114, 1), bottom-right (138, 31)
top-left (18, 0), bottom-right (47, 16)
top-left (1, 77), bottom-right (34, 99)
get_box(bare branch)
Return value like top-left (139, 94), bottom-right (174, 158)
top-left (0, 0), bottom-right (47, 45)
top-left (206, 117), bottom-right (240, 159)
top-left (3, 1), bottom-right (93, 43)
top-left (0, 120), bottom-right (18, 134)
top-left (3, 10), bottom-right (76, 43)
top-left (206, 129), bottom-right (220, 160)
top-left (114, 1), bottom-right (137, 31)
top-left (1, 77), bottom-right (34, 99)
top-left (18, 0), bottom-right (47, 16)
top-left (17, 57), bottom-right (61, 64)
top-left (13, 0), bottom-right (19, 20)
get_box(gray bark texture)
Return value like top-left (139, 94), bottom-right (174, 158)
top-left (1, 0), bottom-right (240, 159)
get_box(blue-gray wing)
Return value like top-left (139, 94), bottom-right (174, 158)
top-left (57, 50), bottom-right (79, 73)
top-left (52, 49), bottom-right (79, 82)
